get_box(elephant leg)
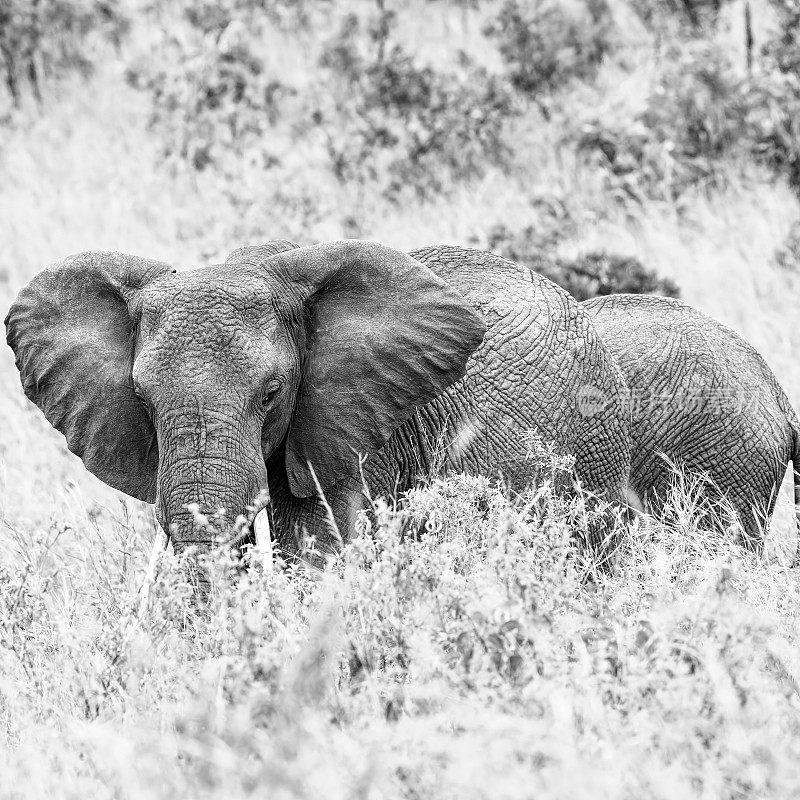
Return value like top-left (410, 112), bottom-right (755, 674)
top-left (734, 502), bottom-right (767, 554)
top-left (728, 465), bottom-right (785, 555)
top-left (569, 411), bottom-right (635, 561)
top-left (570, 452), bottom-right (631, 561)
top-left (268, 464), bottom-right (366, 563)
top-left (632, 451), bottom-right (671, 516)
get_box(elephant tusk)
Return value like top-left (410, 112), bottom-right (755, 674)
top-left (137, 526), bottom-right (168, 619)
top-left (253, 507), bottom-right (273, 562)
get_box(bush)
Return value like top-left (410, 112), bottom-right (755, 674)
top-left (629, 0), bottom-right (732, 34)
top-left (775, 220), bottom-right (800, 271)
top-left (126, 2), bottom-right (297, 174)
top-left (486, 224), bottom-right (680, 299)
top-left (555, 251), bottom-right (681, 299)
top-left (761, 0), bottom-right (800, 75)
top-left (574, 40), bottom-right (750, 201)
top-left (642, 43), bottom-right (748, 172)
top-left (573, 7), bottom-right (800, 203)
top-left (316, 6), bottom-right (516, 199)
top-left (746, 1), bottom-right (800, 195)
top-left (746, 73), bottom-right (800, 196)
top-left (129, 1), bottom-right (516, 199)
top-left (0, 0), bottom-right (129, 105)
top-left (178, 0), bottom-right (311, 34)
top-left (484, 0), bottom-right (612, 112)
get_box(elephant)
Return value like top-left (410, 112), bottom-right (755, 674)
top-left (583, 293), bottom-right (800, 550)
top-left (6, 240), bottom-right (633, 565)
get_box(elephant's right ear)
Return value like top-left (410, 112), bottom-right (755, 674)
top-left (262, 241), bottom-right (487, 498)
top-left (4, 252), bottom-right (173, 502)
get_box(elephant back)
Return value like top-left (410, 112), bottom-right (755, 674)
top-left (584, 293), bottom-right (798, 429)
top-left (407, 245), bottom-right (633, 508)
top-left (583, 292), bottom-right (799, 541)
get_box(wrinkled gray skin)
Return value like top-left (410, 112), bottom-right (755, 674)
top-left (6, 241), bottom-right (632, 563)
top-left (584, 293), bottom-right (800, 549)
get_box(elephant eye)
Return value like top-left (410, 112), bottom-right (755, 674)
top-left (259, 380), bottom-right (283, 409)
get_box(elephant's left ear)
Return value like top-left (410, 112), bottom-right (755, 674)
top-left (262, 240), bottom-right (487, 498)
top-left (5, 252), bottom-right (173, 502)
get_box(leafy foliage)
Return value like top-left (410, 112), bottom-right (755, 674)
top-left (0, 0), bottom-right (129, 105)
top-left (128, 1), bottom-right (516, 198)
top-left (316, 7), bottom-right (516, 199)
top-left (125, 0), bottom-right (800, 206)
top-left (746, 74), bottom-right (800, 196)
top-left (574, 40), bottom-right (752, 201)
top-left (486, 223), bottom-right (680, 299)
top-left (556, 252), bottom-right (681, 299)
top-left (747, 0), bottom-right (800, 196)
top-left (761, 0), bottom-right (800, 75)
top-left (484, 0), bottom-right (612, 108)
top-left (775, 220), bottom-right (800, 272)
top-left (629, 0), bottom-right (733, 34)
top-left (125, 2), bottom-right (297, 173)
top-left (574, 24), bottom-right (800, 202)
top-left (178, 0), bottom-right (312, 33)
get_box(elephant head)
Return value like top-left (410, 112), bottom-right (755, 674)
top-left (5, 241), bottom-right (486, 555)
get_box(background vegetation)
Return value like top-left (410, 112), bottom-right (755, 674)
top-left (2, 0), bottom-right (800, 797)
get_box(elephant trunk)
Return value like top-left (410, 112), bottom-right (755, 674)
top-left (160, 471), bottom-right (266, 551)
top-left (154, 414), bottom-right (269, 558)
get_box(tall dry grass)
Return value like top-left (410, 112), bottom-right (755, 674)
top-left (3, 460), bottom-right (800, 798)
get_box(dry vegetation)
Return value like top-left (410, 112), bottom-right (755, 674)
top-left (2, 0), bottom-right (800, 797)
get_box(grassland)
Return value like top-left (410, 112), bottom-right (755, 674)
top-left (2, 1), bottom-right (800, 797)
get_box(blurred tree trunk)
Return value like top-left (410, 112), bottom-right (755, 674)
top-left (745, 1), bottom-right (754, 74)
top-left (0, 44), bottom-right (20, 106)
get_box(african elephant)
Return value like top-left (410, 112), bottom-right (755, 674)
top-left (583, 293), bottom-right (800, 549)
top-left (6, 241), bottom-right (632, 562)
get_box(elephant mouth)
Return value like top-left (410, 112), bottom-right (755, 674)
top-left (159, 482), bottom-right (273, 561)
top-left (141, 504), bottom-right (272, 609)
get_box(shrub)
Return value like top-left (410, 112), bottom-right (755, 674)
top-left (574, 40), bottom-right (751, 201)
top-left (129, 1), bottom-right (516, 198)
top-left (775, 220), bottom-right (800, 271)
top-left (761, 0), bottom-right (800, 75)
top-left (484, 0), bottom-right (612, 112)
top-left (126, 2), bottom-right (296, 173)
top-left (629, 0), bottom-right (732, 34)
top-left (642, 43), bottom-right (748, 167)
top-left (486, 224), bottom-right (680, 299)
top-left (316, 7), bottom-right (516, 199)
top-left (745, 72), bottom-right (800, 196)
top-left (573, 7), bottom-right (800, 203)
top-left (179, 0), bottom-right (312, 34)
top-left (0, 0), bottom-right (129, 105)
top-left (555, 251), bottom-right (681, 299)
top-left (746, 1), bottom-right (800, 195)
